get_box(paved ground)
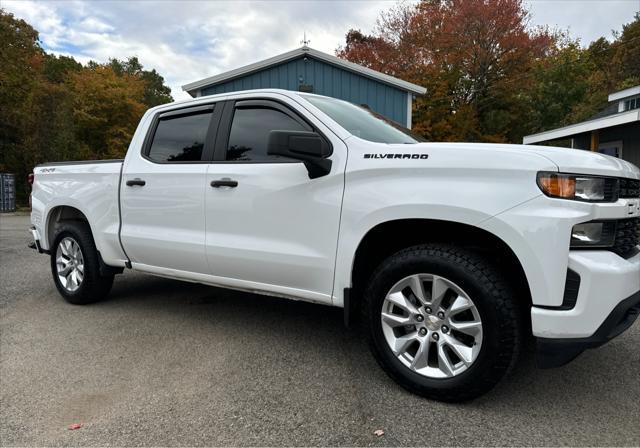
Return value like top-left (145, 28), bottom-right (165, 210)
top-left (1, 213), bottom-right (639, 447)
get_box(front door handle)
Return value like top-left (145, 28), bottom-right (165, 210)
top-left (126, 178), bottom-right (146, 187)
top-left (210, 178), bottom-right (238, 188)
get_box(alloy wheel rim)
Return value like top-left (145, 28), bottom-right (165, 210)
top-left (55, 237), bottom-right (85, 292)
top-left (380, 273), bottom-right (483, 379)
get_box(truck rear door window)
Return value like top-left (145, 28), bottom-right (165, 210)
top-left (147, 109), bottom-right (213, 163)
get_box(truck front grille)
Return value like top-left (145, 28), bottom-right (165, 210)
top-left (613, 178), bottom-right (639, 258)
top-left (619, 178), bottom-right (640, 199)
top-left (602, 179), bottom-right (619, 201)
top-left (613, 217), bottom-right (640, 258)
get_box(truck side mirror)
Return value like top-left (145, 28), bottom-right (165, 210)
top-left (267, 130), bottom-right (332, 179)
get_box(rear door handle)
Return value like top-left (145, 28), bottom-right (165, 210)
top-left (126, 178), bottom-right (146, 187)
top-left (210, 178), bottom-right (238, 188)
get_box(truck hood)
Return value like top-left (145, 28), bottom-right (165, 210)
top-left (517, 144), bottom-right (640, 179)
top-left (403, 142), bottom-right (640, 180)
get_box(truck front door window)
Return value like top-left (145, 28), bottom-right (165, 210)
top-left (226, 107), bottom-right (306, 162)
top-left (148, 110), bottom-right (213, 163)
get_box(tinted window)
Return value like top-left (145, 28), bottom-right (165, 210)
top-left (303, 95), bottom-right (424, 144)
top-left (147, 110), bottom-right (213, 162)
top-left (227, 107), bottom-right (306, 161)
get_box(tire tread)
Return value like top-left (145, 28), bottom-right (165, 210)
top-left (50, 221), bottom-right (114, 305)
top-left (363, 243), bottom-right (522, 402)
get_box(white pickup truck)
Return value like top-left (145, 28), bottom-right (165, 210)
top-left (30, 89), bottom-right (640, 401)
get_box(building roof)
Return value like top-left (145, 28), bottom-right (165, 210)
top-left (609, 85), bottom-right (640, 102)
top-left (523, 84), bottom-right (640, 144)
top-left (523, 109), bottom-right (640, 144)
top-left (590, 101), bottom-right (618, 120)
top-left (182, 46), bottom-right (427, 96)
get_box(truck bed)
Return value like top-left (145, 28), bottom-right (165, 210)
top-left (36, 159), bottom-right (124, 166)
top-left (31, 159), bottom-right (126, 267)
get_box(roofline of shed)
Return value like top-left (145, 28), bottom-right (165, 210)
top-left (522, 109), bottom-right (640, 144)
top-left (608, 85), bottom-right (640, 102)
top-left (181, 46), bottom-right (427, 96)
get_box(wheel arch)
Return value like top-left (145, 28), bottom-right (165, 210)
top-left (45, 205), bottom-right (123, 277)
top-left (45, 205), bottom-right (93, 249)
top-left (346, 218), bottom-right (532, 327)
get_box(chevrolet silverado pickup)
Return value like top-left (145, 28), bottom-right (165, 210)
top-left (30, 89), bottom-right (640, 401)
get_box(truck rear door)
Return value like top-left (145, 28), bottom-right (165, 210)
top-left (119, 103), bottom-right (221, 274)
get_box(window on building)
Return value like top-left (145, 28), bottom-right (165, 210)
top-left (598, 141), bottom-right (623, 158)
top-left (624, 97), bottom-right (639, 111)
top-left (147, 109), bottom-right (213, 162)
top-left (226, 107), bottom-right (307, 162)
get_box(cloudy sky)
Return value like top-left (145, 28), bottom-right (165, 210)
top-left (3, 0), bottom-right (639, 100)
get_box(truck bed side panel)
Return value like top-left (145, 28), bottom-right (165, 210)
top-left (31, 161), bottom-right (127, 267)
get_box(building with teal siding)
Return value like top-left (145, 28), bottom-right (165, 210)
top-left (182, 45), bottom-right (426, 128)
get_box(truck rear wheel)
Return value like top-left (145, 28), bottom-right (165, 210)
top-left (364, 244), bottom-right (522, 402)
top-left (50, 222), bottom-right (114, 305)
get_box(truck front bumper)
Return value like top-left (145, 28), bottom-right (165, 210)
top-left (533, 249), bottom-right (640, 368)
top-left (536, 290), bottom-right (640, 368)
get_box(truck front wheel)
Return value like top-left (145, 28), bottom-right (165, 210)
top-left (364, 244), bottom-right (522, 402)
top-left (50, 222), bottom-right (114, 305)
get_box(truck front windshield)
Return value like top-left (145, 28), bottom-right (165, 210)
top-left (303, 95), bottom-right (425, 144)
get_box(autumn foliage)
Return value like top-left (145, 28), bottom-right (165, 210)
top-left (0, 9), bottom-right (173, 203)
top-left (2, 3), bottom-right (639, 204)
top-left (338, 0), bottom-right (640, 143)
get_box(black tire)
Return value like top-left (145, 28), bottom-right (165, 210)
top-left (364, 244), bottom-right (522, 402)
top-left (50, 221), bottom-right (114, 305)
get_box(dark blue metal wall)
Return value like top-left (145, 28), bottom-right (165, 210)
top-left (201, 56), bottom-right (408, 126)
top-left (570, 122), bottom-right (640, 167)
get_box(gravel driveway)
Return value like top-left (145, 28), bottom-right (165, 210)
top-left (1, 213), bottom-right (639, 446)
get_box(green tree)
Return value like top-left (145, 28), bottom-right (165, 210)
top-left (109, 56), bottom-right (173, 107)
top-left (561, 13), bottom-right (640, 126)
top-left (70, 64), bottom-right (148, 159)
top-left (612, 12), bottom-right (640, 85)
top-left (525, 38), bottom-right (593, 134)
top-left (0, 9), bottom-right (174, 205)
top-left (0, 10), bottom-right (45, 201)
top-left (43, 54), bottom-right (82, 83)
top-left (337, 1), bottom-right (639, 143)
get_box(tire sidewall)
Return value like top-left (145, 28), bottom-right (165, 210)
top-left (366, 247), bottom-right (514, 396)
top-left (50, 223), bottom-right (99, 303)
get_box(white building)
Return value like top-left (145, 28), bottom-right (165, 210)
top-left (523, 85), bottom-right (640, 167)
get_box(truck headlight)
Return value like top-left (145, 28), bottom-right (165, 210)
top-left (570, 221), bottom-right (616, 248)
top-left (537, 172), bottom-right (617, 202)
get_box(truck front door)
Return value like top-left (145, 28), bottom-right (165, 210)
top-left (204, 98), bottom-right (346, 304)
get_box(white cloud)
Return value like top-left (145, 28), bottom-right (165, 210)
top-left (525, 0), bottom-right (639, 44)
top-left (78, 16), bottom-right (114, 33)
top-left (2, 0), bottom-right (390, 100)
top-left (3, 0), bottom-right (638, 101)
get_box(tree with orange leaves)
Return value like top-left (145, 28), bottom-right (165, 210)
top-left (338, 0), bottom-right (556, 143)
top-left (0, 9), bottom-right (173, 204)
